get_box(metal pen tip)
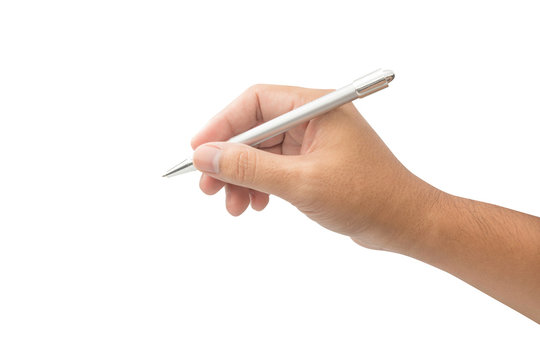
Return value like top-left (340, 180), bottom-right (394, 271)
top-left (162, 158), bottom-right (196, 178)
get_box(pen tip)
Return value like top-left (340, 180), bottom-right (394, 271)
top-left (162, 159), bottom-right (196, 178)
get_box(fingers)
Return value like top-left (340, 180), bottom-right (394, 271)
top-left (199, 174), bottom-right (225, 195)
top-left (224, 184), bottom-right (250, 216)
top-left (249, 190), bottom-right (269, 211)
top-left (199, 174), bottom-right (270, 215)
top-left (191, 84), bottom-right (326, 216)
top-left (193, 142), bottom-right (302, 201)
top-left (191, 84), bottom-right (326, 150)
top-left (224, 184), bottom-right (269, 216)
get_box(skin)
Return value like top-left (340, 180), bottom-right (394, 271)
top-left (190, 84), bottom-right (540, 323)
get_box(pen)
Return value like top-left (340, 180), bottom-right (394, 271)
top-left (163, 68), bottom-right (395, 178)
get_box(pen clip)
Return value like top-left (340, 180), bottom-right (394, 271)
top-left (352, 69), bottom-right (395, 98)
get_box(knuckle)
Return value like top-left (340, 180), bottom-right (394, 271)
top-left (246, 83), bottom-right (272, 101)
top-left (234, 148), bottom-right (257, 184)
top-left (247, 83), bottom-right (266, 93)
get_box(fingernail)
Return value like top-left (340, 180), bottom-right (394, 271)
top-left (193, 144), bottom-right (222, 174)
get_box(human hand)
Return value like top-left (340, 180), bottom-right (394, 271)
top-left (191, 84), bottom-right (441, 253)
top-left (190, 84), bottom-right (540, 322)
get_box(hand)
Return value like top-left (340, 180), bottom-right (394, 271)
top-left (191, 83), bottom-right (540, 322)
top-left (190, 84), bottom-right (441, 253)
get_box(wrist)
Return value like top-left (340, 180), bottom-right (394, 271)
top-left (350, 175), bottom-right (446, 256)
top-left (397, 185), bottom-right (452, 259)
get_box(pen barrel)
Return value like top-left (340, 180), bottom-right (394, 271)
top-left (229, 84), bottom-right (358, 146)
top-left (228, 69), bottom-right (394, 146)
top-left (164, 69), bottom-right (393, 178)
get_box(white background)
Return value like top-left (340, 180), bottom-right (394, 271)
top-left (1, 1), bottom-right (539, 359)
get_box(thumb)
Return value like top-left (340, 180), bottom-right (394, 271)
top-left (193, 142), bottom-right (301, 199)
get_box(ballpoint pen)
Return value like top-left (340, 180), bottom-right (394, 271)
top-left (163, 68), bottom-right (395, 178)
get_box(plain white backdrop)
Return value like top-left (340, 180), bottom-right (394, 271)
top-left (1, 1), bottom-right (539, 359)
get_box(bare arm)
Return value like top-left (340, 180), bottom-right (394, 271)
top-left (190, 84), bottom-right (540, 323)
top-left (408, 194), bottom-right (540, 322)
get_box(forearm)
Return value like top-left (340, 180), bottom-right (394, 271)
top-left (407, 192), bottom-right (540, 323)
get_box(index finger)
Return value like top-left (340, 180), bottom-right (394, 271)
top-left (190, 84), bottom-right (320, 150)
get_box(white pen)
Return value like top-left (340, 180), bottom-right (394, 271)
top-left (163, 68), bottom-right (395, 178)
